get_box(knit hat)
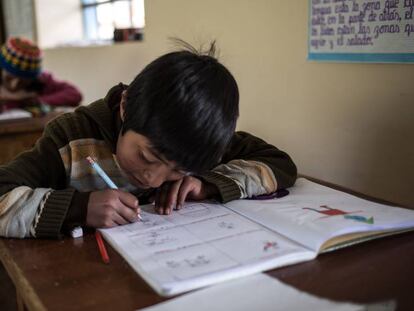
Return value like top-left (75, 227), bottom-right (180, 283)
top-left (0, 37), bottom-right (42, 79)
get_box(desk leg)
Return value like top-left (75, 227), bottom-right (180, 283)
top-left (16, 289), bottom-right (28, 311)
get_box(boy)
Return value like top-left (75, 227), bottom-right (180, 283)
top-left (0, 41), bottom-right (297, 238)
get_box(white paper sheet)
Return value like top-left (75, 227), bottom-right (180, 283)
top-left (138, 273), bottom-right (396, 311)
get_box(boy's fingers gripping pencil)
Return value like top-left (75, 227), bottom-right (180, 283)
top-left (95, 231), bottom-right (110, 264)
top-left (86, 156), bottom-right (143, 221)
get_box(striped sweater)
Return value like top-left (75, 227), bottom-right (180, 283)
top-left (0, 84), bottom-right (297, 238)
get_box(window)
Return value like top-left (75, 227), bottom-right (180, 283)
top-left (2, 0), bottom-right (146, 48)
top-left (82, 0), bottom-right (145, 42)
top-left (1, 0), bottom-right (36, 43)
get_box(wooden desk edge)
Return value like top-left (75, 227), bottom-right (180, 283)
top-left (0, 112), bottom-right (63, 135)
top-left (0, 239), bottom-right (47, 311)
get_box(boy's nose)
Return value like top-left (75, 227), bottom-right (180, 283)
top-left (143, 170), bottom-right (164, 188)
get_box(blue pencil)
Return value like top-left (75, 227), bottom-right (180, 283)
top-left (86, 156), bottom-right (118, 189)
top-left (86, 156), bottom-right (142, 220)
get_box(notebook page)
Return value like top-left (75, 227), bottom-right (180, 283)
top-left (100, 202), bottom-right (315, 296)
top-left (224, 178), bottom-right (414, 252)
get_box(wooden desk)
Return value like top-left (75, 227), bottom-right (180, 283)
top-left (1, 229), bottom-right (414, 311)
top-left (0, 113), bottom-right (61, 165)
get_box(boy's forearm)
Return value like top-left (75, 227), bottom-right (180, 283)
top-left (0, 186), bottom-right (81, 239)
top-left (0, 187), bottom-right (89, 239)
top-left (207, 131), bottom-right (297, 200)
top-left (0, 186), bottom-right (52, 238)
top-left (0, 126), bottom-right (77, 238)
top-left (61, 191), bottom-right (90, 232)
top-left (198, 171), bottom-right (241, 203)
top-left (32, 188), bottom-right (76, 238)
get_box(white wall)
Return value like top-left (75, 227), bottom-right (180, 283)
top-left (35, 0), bottom-right (83, 48)
top-left (42, 0), bottom-right (414, 207)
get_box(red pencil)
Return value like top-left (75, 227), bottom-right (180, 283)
top-left (95, 231), bottom-right (110, 264)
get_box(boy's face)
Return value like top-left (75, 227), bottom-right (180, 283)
top-left (116, 131), bottom-right (187, 189)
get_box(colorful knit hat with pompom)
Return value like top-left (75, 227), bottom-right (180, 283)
top-left (0, 37), bottom-right (42, 79)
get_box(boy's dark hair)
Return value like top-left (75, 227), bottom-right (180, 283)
top-left (123, 39), bottom-right (239, 173)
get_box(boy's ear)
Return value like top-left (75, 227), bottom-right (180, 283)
top-left (119, 90), bottom-right (127, 122)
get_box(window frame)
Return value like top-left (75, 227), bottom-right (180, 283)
top-left (81, 0), bottom-right (143, 42)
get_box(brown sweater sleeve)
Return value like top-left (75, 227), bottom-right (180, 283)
top-left (0, 121), bottom-right (81, 238)
top-left (199, 131), bottom-right (297, 202)
top-left (61, 191), bottom-right (90, 232)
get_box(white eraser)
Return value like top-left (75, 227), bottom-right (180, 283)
top-left (70, 226), bottom-right (83, 238)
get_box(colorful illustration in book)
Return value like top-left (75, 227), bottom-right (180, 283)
top-left (344, 215), bottom-right (374, 224)
top-left (263, 241), bottom-right (278, 252)
top-left (302, 205), bottom-right (374, 224)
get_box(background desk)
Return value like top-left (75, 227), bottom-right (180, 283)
top-left (0, 112), bottom-right (61, 165)
top-left (1, 228), bottom-right (413, 311)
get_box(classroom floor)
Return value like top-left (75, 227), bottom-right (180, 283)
top-left (0, 263), bottom-right (17, 311)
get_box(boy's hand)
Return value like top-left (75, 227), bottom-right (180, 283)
top-left (153, 176), bottom-right (218, 215)
top-left (86, 189), bottom-right (140, 228)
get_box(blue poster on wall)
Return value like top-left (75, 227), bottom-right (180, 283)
top-left (308, 0), bottom-right (414, 63)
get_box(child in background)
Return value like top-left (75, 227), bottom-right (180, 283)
top-left (0, 37), bottom-right (82, 115)
top-left (0, 40), bottom-right (297, 238)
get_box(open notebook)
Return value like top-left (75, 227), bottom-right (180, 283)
top-left (100, 178), bottom-right (414, 296)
